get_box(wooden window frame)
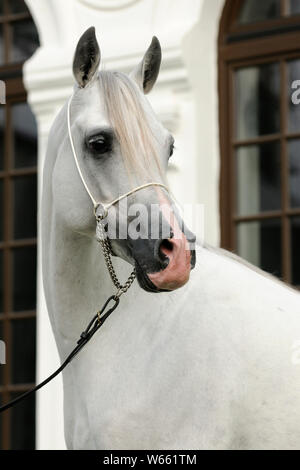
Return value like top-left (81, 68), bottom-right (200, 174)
top-left (218, 0), bottom-right (300, 286)
top-left (0, 0), bottom-right (32, 68)
top-left (0, 0), bottom-right (38, 450)
top-left (224, 0), bottom-right (300, 38)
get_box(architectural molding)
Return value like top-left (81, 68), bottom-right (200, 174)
top-left (78, 0), bottom-right (142, 11)
top-left (24, 0), bottom-right (203, 108)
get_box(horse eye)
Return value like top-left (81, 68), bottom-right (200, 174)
top-left (88, 135), bottom-right (112, 155)
top-left (169, 142), bottom-right (175, 158)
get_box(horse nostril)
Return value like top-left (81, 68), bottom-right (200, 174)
top-left (159, 239), bottom-right (173, 260)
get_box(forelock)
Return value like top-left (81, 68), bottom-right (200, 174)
top-left (98, 70), bottom-right (164, 182)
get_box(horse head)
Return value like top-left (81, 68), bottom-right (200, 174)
top-left (55, 27), bottom-right (196, 293)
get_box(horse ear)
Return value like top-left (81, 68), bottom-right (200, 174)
top-left (130, 36), bottom-right (161, 94)
top-left (73, 27), bottom-right (101, 88)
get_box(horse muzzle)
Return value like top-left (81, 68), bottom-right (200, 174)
top-left (133, 233), bottom-right (196, 293)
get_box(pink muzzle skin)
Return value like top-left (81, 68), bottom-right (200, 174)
top-left (148, 234), bottom-right (192, 290)
top-left (148, 192), bottom-right (192, 291)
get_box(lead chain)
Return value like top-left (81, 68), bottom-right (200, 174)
top-left (96, 217), bottom-right (136, 298)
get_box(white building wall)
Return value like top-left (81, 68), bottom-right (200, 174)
top-left (24, 0), bottom-right (225, 450)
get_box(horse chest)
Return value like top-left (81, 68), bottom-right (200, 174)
top-left (64, 313), bottom-right (236, 450)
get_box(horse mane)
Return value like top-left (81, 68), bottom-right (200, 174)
top-left (98, 70), bottom-right (164, 182)
top-left (204, 244), bottom-right (298, 294)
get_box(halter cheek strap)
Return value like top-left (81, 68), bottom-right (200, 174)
top-left (67, 95), bottom-right (169, 218)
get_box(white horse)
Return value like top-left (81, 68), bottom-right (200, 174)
top-left (42, 27), bottom-right (300, 450)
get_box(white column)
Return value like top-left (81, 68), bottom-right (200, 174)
top-left (182, 0), bottom-right (225, 246)
top-left (33, 107), bottom-right (68, 450)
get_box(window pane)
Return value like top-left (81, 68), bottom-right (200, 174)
top-left (0, 250), bottom-right (3, 312)
top-left (288, 59), bottom-right (300, 133)
top-left (288, 0), bottom-right (300, 15)
top-left (291, 217), bottom-right (300, 285)
top-left (13, 175), bottom-right (37, 239)
top-left (11, 318), bottom-right (36, 384)
top-left (0, 107), bottom-right (4, 170)
top-left (12, 246), bottom-right (36, 311)
top-left (11, 392), bottom-right (35, 449)
top-left (238, 0), bottom-right (280, 24)
top-left (8, 0), bottom-right (30, 14)
top-left (235, 64), bottom-right (280, 140)
top-left (236, 142), bottom-right (281, 215)
top-left (288, 140), bottom-right (300, 208)
top-left (237, 219), bottom-right (282, 278)
top-left (11, 102), bottom-right (37, 168)
top-left (0, 24), bottom-right (4, 66)
top-left (0, 319), bottom-right (4, 385)
top-left (0, 394), bottom-right (2, 446)
top-left (0, 180), bottom-right (3, 241)
top-left (9, 19), bottom-right (39, 63)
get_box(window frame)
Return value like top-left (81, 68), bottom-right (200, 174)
top-left (0, 0), bottom-right (38, 450)
top-left (224, 0), bottom-right (300, 39)
top-left (219, 0), bottom-right (300, 286)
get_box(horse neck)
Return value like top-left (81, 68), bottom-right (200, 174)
top-left (46, 210), bottom-right (130, 344)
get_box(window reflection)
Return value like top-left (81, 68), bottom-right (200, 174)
top-left (12, 102), bottom-right (37, 168)
top-left (236, 142), bottom-right (281, 215)
top-left (13, 175), bottom-right (37, 239)
top-left (238, 0), bottom-right (280, 23)
top-left (0, 251), bottom-right (3, 313)
top-left (291, 217), bottom-right (300, 284)
top-left (11, 393), bottom-right (35, 450)
top-left (0, 180), bottom-right (3, 241)
top-left (288, 0), bottom-right (300, 15)
top-left (288, 140), bottom-right (300, 208)
top-left (0, 107), bottom-right (4, 169)
top-left (235, 63), bottom-right (280, 140)
top-left (8, 0), bottom-right (30, 14)
top-left (237, 219), bottom-right (282, 277)
top-left (10, 20), bottom-right (39, 63)
top-left (0, 24), bottom-right (4, 65)
top-left (0, 319), bottom-right (3, 386)
top-left (12, 246), bottom-right (37, 312)
top-left (11, 318), bottom-right (36, 384)
top-left (288, 59), bottom-right (300, 133)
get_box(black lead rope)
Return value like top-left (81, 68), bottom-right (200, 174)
top-left (0, 295), bottom-right (120, 414)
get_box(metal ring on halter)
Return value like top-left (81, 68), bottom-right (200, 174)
top-left (114, 288), bottom-right (125, 300)
top-left (94, 204), bottom-right (108, 221)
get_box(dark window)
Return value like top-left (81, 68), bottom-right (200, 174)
top-left (0, 0), bottom-right (39, 450)
top-left (219, 0), bottom-right (300, 288)
top-left (238, 0), bottom-right (281, 24)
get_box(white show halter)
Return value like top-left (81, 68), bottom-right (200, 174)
top-left (67, 95), bottom-right (169, 219)
top-left (67, 94), bottom-right (169, 296)
top-left (0, 92), bottom-right (171, 415)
